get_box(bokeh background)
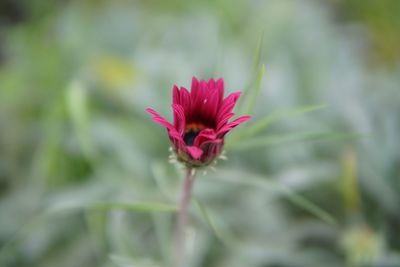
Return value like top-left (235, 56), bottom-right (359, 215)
top-left (1, 0), bottom-right (400, 266)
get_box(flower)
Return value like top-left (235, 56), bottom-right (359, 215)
top-left (146, 77), bottom-right (251, 168)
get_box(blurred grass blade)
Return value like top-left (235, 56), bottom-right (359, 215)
top-left (252, 30), bottom-right (264, 73)
top-left (246, 104), bottom-right (326, 136)
top-left (227, 104), bottom-right (326, 147)
top-left (243, 64), bottom-right (266, 115)
top-left (109, 254), bottom-right (161, 267)
top-left (238, 31), bottom-right (264, 112)
top-left (151, 162), bottom-right (177, 201)
top-left (230, 131), bottom-right (362, 151)
top-left (212, 170), bottom-right (338, 225)
top-left (109, 254), bottom-right (135, 267)
top-left (282, 190), bottom-right (337, 226)
top-left (340, 149), bottom-right (360, 215)
top-left (0, 214), bottom-right (46, 265)
top-left (48, 201), bottom-right (177, 213)
top-left (193, 198), bottom-right (232, 246)
top-left (89, 202), bottom-right (177, 212)
top-left (66, 80), bottom-right (97, 162)
top-left (1, 202), bottom-right (175, 265)
top-left (152, 213), bottom-right (172, 266)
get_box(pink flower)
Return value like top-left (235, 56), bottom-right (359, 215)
top-left (146, 77), bottom-right (251, 167)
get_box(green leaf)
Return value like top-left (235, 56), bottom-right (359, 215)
top-left (231, 131), bottom-right (362, 151)
top-left (211, 170), bottom-right (338, 225)
top-left (227, 104), bottom-right (326, 148)
top-left (248, 104), bottom-right (326, 135)
top-left (243, 64), bottom-right (266, 115)
top-left (238, 31), bottom-right (264, 112)
top-left (0, 201), bottom-right (176, 265)
top-left (48, 201), bottom-right (177, 213)
top-left (65, 80), bottom-right (97, 162)
top-left (0, 214), bottom-right (46, 265)
top-left (193, 198), bottom-right (233, 246)
top-left (252, 30), bottom-right (265, 73)
top-left (152, 213), bottom-right (172, 266)
top-left (109, 254), bottom-right (160, 267)
top-left (151, 162), bottom-right (177, 201)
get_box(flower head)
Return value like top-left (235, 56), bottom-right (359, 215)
top-left (146, 77), bottom-right (251, 168)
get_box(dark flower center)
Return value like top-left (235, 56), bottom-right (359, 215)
top-left (184, 130), bottom-right (199, 146)
top-left (183, 123), bottom-right (206, 146)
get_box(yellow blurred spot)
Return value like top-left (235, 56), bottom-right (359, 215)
top-left (91, 55), bottom-right (137, 89)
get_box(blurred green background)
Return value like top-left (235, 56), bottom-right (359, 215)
top-left (0, 0), bottom-right (400, 266)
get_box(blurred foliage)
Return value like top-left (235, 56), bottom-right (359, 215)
top-left (1, 0), bottom-right (400, 267)
top-left (331, 0), bottom-right (400, 66)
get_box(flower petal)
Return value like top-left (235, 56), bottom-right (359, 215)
top-left (197, 79), bottom-right (208, 111)
top-left (215, 78), bottom-right (224, 105)
top-left (194, 128), bottom-right (217, 147)
top-left (179, 87), bottom-right (191, 114)
top-left (200, 139), bottom-right (223, 163)
top-left (190, 76), bottom-right (199, 103)
top-left (172, 85), bottom-right (180, 105)
top-left (217, 115), bottom-right (251, 137)
top-left (217, 112), bottom-right (235, 130)
top-left (146, 107), bottom-right (187, 152)
top-left (187, 146), bottom-right (203, 160)
top-left (172, 104), bottom-right (185, 136)
top-left (206, 88), bottom-right (221, 119)
top-left (208, 78), bottom-right (216, 89)
top-left (217, 92), bottom-right (241, 122)
top-left (200, 138), bottom-right (223, 147)
top-left (146, 108), bottom-right (175, 131)
top-left (171, 136), bottom-right (187, 152)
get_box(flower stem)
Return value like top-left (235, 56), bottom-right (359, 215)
top-left (174, 167), bottom-right (196, 267)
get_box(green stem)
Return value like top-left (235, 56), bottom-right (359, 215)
top-left (174, 168), bottom-right (196, 267)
